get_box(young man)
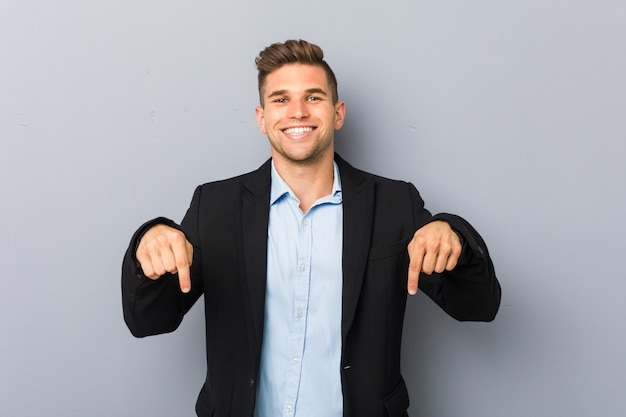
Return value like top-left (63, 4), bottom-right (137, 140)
top-left (122, 39), bottom-right (501, 417)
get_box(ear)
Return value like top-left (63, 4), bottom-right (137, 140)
top-left (334, 101), bottom-right (346, 130)
top-left (255, 106), bottom-right (267, 134)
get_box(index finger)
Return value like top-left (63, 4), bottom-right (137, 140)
top-left (407, 242), bottom-right (424, 295)
top-left (177, 263), bottom-right (191, 293)
top-left (173, 237), bottom-right (193, 293)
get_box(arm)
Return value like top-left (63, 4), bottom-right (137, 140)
top-left (121, 188), bottom-right (204, 337)
top-left (407, 184), bottom-right (501, 322)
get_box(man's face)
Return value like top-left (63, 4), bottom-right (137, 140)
top-left (255, 64), bottom-right (345, 167)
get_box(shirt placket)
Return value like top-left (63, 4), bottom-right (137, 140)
top-left (282, 208), bottom-right (313, 416)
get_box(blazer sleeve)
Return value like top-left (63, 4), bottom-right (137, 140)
top-left (410, 183), bottom-right (502, 322)
top-left (121, 187), bottom-right (204, 338)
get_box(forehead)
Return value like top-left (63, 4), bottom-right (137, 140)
top-left (263, 64), bottom-right (330, 96)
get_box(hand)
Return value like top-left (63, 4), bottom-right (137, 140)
top-left (135, 224), bottom-right (194, 293)
top-left (407, 221), bottom-right (462, 295)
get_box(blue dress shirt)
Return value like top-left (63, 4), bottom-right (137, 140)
top-left (254, 161), bottom-right (343, 417)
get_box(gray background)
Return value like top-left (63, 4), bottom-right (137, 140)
top-left (2, 0), bottom-right (625, 416)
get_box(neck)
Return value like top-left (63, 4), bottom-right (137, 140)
top-left (273, 153), bottom-right (335, 213)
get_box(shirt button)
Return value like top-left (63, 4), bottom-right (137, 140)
top-left (302, 219), bottom-right (309, 226)
top-left (300, 264), bottom-right (307, 272)
top-left (297, 310), bottom-right (303, 318)
top-left (292, 357), bottom-right (299, 364)
top-left (286, 405), bottom-right (293, 413)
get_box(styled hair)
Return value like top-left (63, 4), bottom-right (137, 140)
top-left (255, 39), bottom-right (338, 106)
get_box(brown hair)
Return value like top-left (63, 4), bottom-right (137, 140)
top-left (255, 39), bottom-right (338, 106)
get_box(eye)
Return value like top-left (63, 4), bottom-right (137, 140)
top-left (307, 96), bottom-right (321, 102)
top-left (273, 98), bottom-right (288, 104)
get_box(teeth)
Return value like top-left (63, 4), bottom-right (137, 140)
top-left (284, 127), bottom-right (313, 135)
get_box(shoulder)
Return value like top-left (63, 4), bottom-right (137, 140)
top-left (196, 158), bottom-right (272, 195)
top-left (335, 153), bottom-right (414, 191)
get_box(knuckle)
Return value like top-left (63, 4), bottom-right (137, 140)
top-left (176, 258), bottom-right (190, 269)
top-left (414, 236), bottom-right (427, 248)
top-left (136, 246), bottom-right (148, 260)
top-left (155, 234), bottom-right (169, 245)
top-left (439, 241), bottom-right (451, 254)
top-left (170, 231), bottom-right (185, 243)
top-left (140, 264), bottom-right (154, 277)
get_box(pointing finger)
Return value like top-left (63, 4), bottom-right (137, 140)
top-left (407, 240), bottom-right (424, 295)
top-left (173, 239), bottom-right (193, 293)
top-left (177, 264), bottom-right (191, 293)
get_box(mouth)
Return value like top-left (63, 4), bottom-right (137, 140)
top-left (282, 126), bottom-right (315, 138)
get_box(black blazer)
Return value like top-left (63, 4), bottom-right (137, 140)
top-left (122, 154), bottom-right (501, 417)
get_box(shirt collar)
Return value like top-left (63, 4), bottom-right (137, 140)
top-left (270, 160), bottom-right (342, 206)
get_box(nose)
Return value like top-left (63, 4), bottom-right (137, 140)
top-left (289, 100), bottom-right (308, 119)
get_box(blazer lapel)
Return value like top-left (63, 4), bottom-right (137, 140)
top-left (336, 155), bottom-right (375, 341)
top-left (240, 159), bottom-right (272, 358)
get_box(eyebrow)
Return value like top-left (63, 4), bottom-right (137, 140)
top-left (267, 88), bottom-right (329, 99)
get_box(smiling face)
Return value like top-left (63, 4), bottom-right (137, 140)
top-left (255, 64), bottom-right (345, 168)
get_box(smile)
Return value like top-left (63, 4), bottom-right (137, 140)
top-left (283, 126), bottom-right (314, 135)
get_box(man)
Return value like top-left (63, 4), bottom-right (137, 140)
top-left (122, 39), bottom-right (501, 417)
